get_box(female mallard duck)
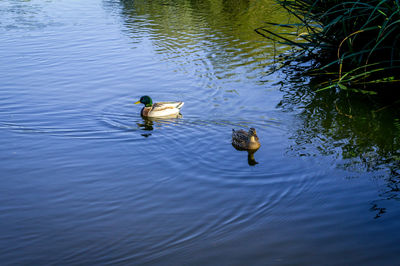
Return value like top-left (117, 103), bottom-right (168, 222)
top-left (135, 95), bottom-right (184, 118)
top-left (232, 128), bottom-right (261, 150)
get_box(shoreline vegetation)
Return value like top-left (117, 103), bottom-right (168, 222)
top-left (257, 0), bottom-right (400, 96)
top-left (256, 0), bottom-right (400, 178)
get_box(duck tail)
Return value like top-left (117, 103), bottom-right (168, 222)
top-left (176, 102), bottom-right (184, 109)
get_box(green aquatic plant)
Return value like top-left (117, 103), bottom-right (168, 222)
top-left (395, 118), bottom-right (400, 134)
top-left (257, 0), bottom-right (400, 94)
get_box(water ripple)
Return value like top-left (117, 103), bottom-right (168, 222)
top-left (0, 0), bottom-right (360, 265)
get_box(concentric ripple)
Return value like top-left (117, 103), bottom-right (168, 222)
top-left (0, 0), bottom-right (352, 265)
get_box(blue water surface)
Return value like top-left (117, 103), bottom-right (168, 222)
top-left (1, 0), bottom-right (400, 264)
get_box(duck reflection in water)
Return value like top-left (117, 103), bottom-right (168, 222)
top-left (232, 127), bottom-right (261, 166)
top-left (136, 114), bottom-right (183, 137)
top-left (136, 118), bottom-right (154, 137)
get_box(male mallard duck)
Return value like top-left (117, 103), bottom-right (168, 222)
top-left (134, 95), bottom-right (184, 118)
top-left (232, 128), bottom-right (261, 150)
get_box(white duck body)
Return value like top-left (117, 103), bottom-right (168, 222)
top-left (142, 101), bottom-right (184, 118)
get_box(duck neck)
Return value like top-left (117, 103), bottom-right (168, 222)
top-left (141, 106), bottom-right (152, 116)
top-left (248, 136), bottom-right (260, 150)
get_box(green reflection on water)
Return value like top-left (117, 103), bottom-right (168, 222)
top-left (119, 0), bottom-right (294, 80)
top-left (119, 0), bottom-right (400, 215)
top-left (119, 0), bottom-right (400, 170)
top-left (278, 68), bottom-right (400, 217)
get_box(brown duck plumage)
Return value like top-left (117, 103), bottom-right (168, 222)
top-left (232, 128), bottom-right (261, 150)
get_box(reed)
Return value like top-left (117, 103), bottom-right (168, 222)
top-left (258, 0), bottom-right (400, 93)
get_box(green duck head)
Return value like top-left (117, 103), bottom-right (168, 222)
top-left (135, 95), bottom-right (153, 107)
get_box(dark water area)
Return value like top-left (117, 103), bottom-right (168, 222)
top-left (1, 0), bottom-right (400, 264)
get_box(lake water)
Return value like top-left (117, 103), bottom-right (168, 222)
top-left (1, 0), bottom-right (400, 264)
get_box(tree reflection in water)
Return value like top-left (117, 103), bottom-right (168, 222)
top-left (274, 63), bottom-right (400, 218)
